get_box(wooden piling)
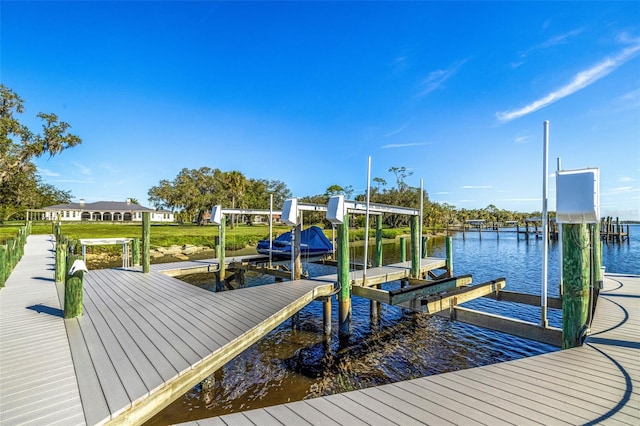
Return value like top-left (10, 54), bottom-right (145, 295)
top-left (410, 216), bottom-right (420, 278)
top-left (142, 212), bottom-right (151, 273)
top-left (323, 296), bottom-right (332, 337)
top-left (219, 215), bottom-right (226, 283)
top-left (337, 214), bottom-right (351, 337)
top-left (132, 238), bottom-right (141, 267)
top-left (293, 216), bottom-right (302, 280)
top-left (371, 215), bottom-right (383, 322)
top-left (0, 245), bottom-right (7, 287)
top-left (375, 215), bottom-right (383, 267)
top-left (399, 237), bottom-right (406, 262)
top-left (446, 236), bottom-right (453, 277)
top-left (562, 223), bottom-right (590, 349)
top-left (422, 236), bottom-right (428, 258)
top-left (55, 238), bottom-right (68, 283)
top-left (64, 254), bottom-right (85, 319)
top-left (594, 223), bottom-right (602, 285)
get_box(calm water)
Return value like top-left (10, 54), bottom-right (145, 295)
top-left (147, 225), bottom-right (639, 425)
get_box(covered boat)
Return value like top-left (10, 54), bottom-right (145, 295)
top-left (257, 226), bottom-right (333, 259)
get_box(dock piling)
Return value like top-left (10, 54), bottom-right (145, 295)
top-left (399, 237), bottom-right (406, 262)
top-left (0, 245), bottom-right (6, 287)
top-left (142, 212), bottom-right (150, 273)
top-left (64, 254), bottom-right (85, 319)
top-left (410, 216), bottom-right (420, 278)
top-left (337, 214), bottom-right (351, 337)
top-left (562, 223), bottom-right (591, 349)
top-left (446, 237), bottom-right (453, 277)
top-left (132, 238), bottom-right (140, 267)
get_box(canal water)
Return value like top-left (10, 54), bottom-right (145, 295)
top-left (147, 225), bottom-right (639, 425)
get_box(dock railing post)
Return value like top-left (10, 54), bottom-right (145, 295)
top-left (446, 236), bottom-right (453, 277)
top-left (337, 213), bottom-right (351, 337)
top-left (142, 212), bottom-right (151, 273)
top-left (562, 223), bottom-right (591, 349)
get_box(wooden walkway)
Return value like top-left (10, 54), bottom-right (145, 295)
top-left (1, 235), bottom-right (447, 425)
top-left (184, 273), bottom-right (640, 425)
top-left (0, 235), bottom-right (85, 425)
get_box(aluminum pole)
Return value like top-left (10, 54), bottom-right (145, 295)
top-left (363, 156), bottom-right (372, 285)
top-left (541, 120), bottom-right (549, 328)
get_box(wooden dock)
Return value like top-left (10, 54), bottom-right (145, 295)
top-left (0, 235), bottom-right (448, 425)
top-left (183, 273), bottom-right (640, 425)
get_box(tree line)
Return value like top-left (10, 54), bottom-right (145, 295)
top-left (1, 85), bottom-right (545, 227)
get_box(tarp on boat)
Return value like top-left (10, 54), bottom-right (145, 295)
top-left (257, 226), bottom-right (333, 258)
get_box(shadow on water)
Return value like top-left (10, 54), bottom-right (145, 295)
top-left (146, 228), bottom-right (640, 425)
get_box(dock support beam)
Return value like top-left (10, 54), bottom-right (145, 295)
top-left (446, 236), bottom-right (453, 277)
top-left (562, 223), bottom-right (590, 349)
top-left (410, 215), bottom-right (420, 278)
top-left (337, 214), bottom-right (351, 337)
top-left (142, 212), bottom-right (150, 273)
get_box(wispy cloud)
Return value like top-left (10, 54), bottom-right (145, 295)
top-left (382, 121), bottom-right (412, 138)
top-left (512, 28), bottom-right (584, 68)
top-left (72, 161), bottom-right (92, 176)
top-left (39, 168), bottom-right (60, 177)
top-left (417, 59), bottom-right (468, 97)
top-left (460, 185), bottom-right (492, 189)
top-left (497, 37), bottom-right (640, 122)
top-left (381, 142), bottom-right (431, 149)
top-left (535, 28), bottom-right (585, 51)
top-left (619, 176), bottom-right (634, 182)
top-left (514, 135), bottom-right (531, 144)
top-left (434, 191), bottom-right (449, 195)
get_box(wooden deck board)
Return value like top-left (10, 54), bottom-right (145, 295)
top-left (202, 273), bottom-right (640, 426)
top-left (4, 235), bottom-right (637, 425)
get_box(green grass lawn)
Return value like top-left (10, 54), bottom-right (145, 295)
top-left (1, 221), bottom-right (413, 250)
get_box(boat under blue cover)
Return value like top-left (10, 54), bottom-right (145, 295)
top-left (257, 226), bottom-right (333, 259)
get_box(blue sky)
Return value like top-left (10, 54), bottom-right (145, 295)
top-left (3, 1), bottom-right (639, 219)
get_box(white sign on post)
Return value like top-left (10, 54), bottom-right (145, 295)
top-left (556, 168), bottom-right (599, 224)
